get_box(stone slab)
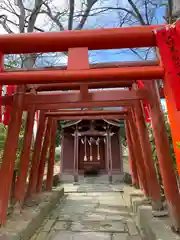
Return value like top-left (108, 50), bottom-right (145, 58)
top-left (31, 183), bottom-right (143, 240)
top-left (51, 231), bottom-right (111, 240)
top-left (0, 188), bottom-right (64, 240)
top-left (112, 233), bottom-right (131, 240)
top-left (70, 220), bottom-right (127, 232)
top-left (126, 219), bottom-right (139, 236)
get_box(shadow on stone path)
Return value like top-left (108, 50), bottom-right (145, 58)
top-left (31, 182), bottom-right (142, 240)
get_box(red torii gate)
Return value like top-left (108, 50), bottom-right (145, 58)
top-left (0, 23), bottom-right (179, 231)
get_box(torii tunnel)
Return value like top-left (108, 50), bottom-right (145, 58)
top-left (0, 22), bottom-right (180, 231)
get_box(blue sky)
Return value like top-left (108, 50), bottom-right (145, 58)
top-left (35, 1), bottom-right (167, 67)
top-left (85, 1), bottom-right (167, 64)
top-left (0, 0), bottom-right (167, 67)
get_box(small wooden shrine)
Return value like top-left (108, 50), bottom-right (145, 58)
top-left (60, 119), bottom-right (123, 182)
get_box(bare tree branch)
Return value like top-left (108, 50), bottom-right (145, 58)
top-left (27, 0), bottom-right (44, 32)
top-left (43, 2), bottom-right (65, 31)
top-left (16, 0), bottom-right (25, 32)
top-left (127, 0), bottom-right (146, 25)
top-left (76, 0), bottom-right (99, 30)
top-left (68, 0), bottom-right (75, 30)
top-left (0, 15), bottom-right (14, 33)
top-left (144, 0), bottom-right (150, 25)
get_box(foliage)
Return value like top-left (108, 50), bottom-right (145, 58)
top-left (177, 141), bottom-right (180, 149)
top-left (147, 112), bottom-right (176, 169)
top-left (120, 120), bottom-right (127, 147)
top-left (0, 119), bottom-right (25, 169)
top-left (55, 120), bottom-right (66, 147)
top-left (0, 59), bottom-right (26, 169)
top-left (147, 112), bottom-right (178, 195)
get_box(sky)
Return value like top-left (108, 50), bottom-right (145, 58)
top-left (0, 0), bottom-right (167, 65)
top-left (0, 0), bottom-right (167, 111)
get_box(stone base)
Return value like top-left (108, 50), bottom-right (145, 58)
top-left (129, 191), bottom-right (144, 208)
top-left (136, 205), bottom-right (180, 240)
top-left (0, 188), bottom-right (64, 240)
top-left (59, 173), bottom-right (124, 184)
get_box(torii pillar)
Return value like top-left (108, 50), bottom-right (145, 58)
top-left (46, 119), bottom-right (57, 191)
top-left (146, 80), bottom-right (180, 231)
top-left (133, 97), bottom-right (162, 210)
top-left (14, 105), bottom-right (36, 206)
top-left (128, 110), bottom-right (149, 197)
top-left (27, 110), bottom-right (47, 196)
top-left (124, 120), bottom-right (139, 187)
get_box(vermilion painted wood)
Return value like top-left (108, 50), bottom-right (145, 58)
top-left (0, 88), bottom-right (165, 107)
top-left (28, 101), bottom-right (133, 110)
top-left (6, 60), bottom-right (159, 73)
top-left (35, 81), bottom-right (134, 91)
top-left (134, 100), bottom-right (161, 204)
top-left (147, 80), bottom-right (180, 227)
top-left (0, 66), bottom-right (164, 85)
top-left (0, 95), bottom-right (13, 105)
top-left (0, 53), bottom-right (4, 122)
top-left (0, 25), bottom-right (164, 54)
top-left (128, 109), bottom-right (149, 197)
top-left (73, 130), bottom-right (78, 182)
top-left (0, 88), bottom-right (148, 107)
top-left (36, 117), bottom-right (53, 193)
top-left (0, 92), bottom-right (24, 225)
top-left (124, 120), bottom-right (139, 186)
top-left (27, 110), bottom-right (47, 197)
top-left (14, 106), bottom-right (36, 205)
top-left (44, 109), bottom-right (128, 117)
top-left (107, 130), bottom-right (113, 179)
top-left (24, 89), bottom-right (149, 105)
top-left (68, 47), bottom-right (89, 99)
top-left (163, 72), bottom-right (180, 175)
top-left (0, 89), bottom-right (147, 107)
top-left (3, 85), bottom-right (16, 125)
top-left (48, 115), bottom-right (127, 120)
top-left (46, 120), bottom-right (57, 191)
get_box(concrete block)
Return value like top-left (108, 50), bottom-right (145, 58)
top-left (137, 205), bottom-right (156, 240)
top-left (0, 188), bottom-right (64, 240)
top-left (129, 191), bottom-right (144, 207)
top-left (131, 197), bottom-right (150, 213)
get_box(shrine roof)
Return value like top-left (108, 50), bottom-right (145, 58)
top-left (62, 119), bottom-right (121, 128)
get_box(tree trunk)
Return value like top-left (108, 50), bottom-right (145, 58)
top-left (173, 0), bottom-right (180, 19)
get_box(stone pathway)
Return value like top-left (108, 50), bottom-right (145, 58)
top-left (31, 182), bottom-right (142, 240)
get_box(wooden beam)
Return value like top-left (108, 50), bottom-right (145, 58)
top-left (6, 60), bottom-right (159, 72)
top-left (0, 25), bottom-right (164, 54)
top-left (50, 115), bottom-right (127, 120)
top-left (0, 66), bottom-right (164, 85)
top-left (24, 89), bottom-right (149, 105)
top-left (0, 97), bottom-right (135, 110)
top-left (35, 81), bottom-right (134, 91)
top-left (1, 95), bottom-right (13, 105)
top-left (33, 101), bottom-right (133, 110)
top-left (1, 90), bottom-right (145, 110)
top-left (44, 109), bottom-right (128, 117)
top-left (67, 47), bottom-right (89, 100)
